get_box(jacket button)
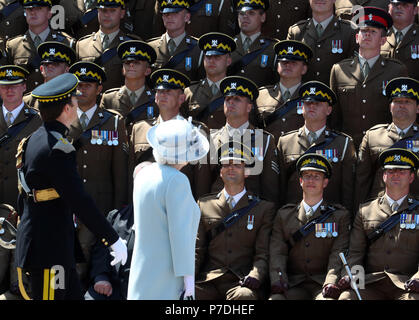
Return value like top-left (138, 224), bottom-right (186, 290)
top-left (305, 242), bottom-right (310, 247)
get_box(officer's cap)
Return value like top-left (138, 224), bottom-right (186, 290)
top-left (69, 61), bottom-right (107, 84)
top-left (117, 40), bottom-right (157, 65)
top-left (199, 32), bottom-right (236, 56)
top-left (233, 0), bottom-right (269, 12)
top-left (379, 148), bottom-right (419, 170)
top-left (31, 73), bottom-right (80, 103)
top-left (299, 81), bottom-right (337, 105)
top-left (0, 65), bottom-right (30, 85)
top-left (353, 6), bottom-right (393, 30)
top-left (158, 0), bottom-right (193, 13)
top-left (274, 40), bottom-right (313, 64)
top-left (38, 41), bottom-right (76, 66)
top-left (96, 0), bottom-right (125, 9)
top-left (218, 140), bottom-right (255, 166)
top-left (20, 0), bottom-right (58, 8)
top-left (385, 77), bottom-right (419, 103)
top-left (220, 76), bottom-right (259, 102)
top-left (390, 0), bottom-right (417, 4)
top-left (150, 69), bottom-right (190, 90)
top-left (296, 153), bottom-right (332, 179)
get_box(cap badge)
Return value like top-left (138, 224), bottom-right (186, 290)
top-left (212, 40), bottom-right (218, 47)
top-left (163, 75), bottom-right (169, 82)
top-left (394, 154), bottom-right (401, 161)
top-left (130, 47), bottom-right (136, 53)
top-left (6, 70), bottom-right (12, 77)
top-left (310, 87), bottom-right (316, 95)
top-left (368, 14), bottom-right (373, 20)
top-left (287, 47), bottom-right (294, 53)
top-left (401, 85), bottom-right (408, 92)
top-left (231, 82), bottom-right (237, 89)
top-left (49, 48), bottom-right (55, 55)
top-left (80, 68), bottom-right (87, 75)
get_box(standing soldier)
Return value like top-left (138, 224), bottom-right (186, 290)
top-left (68, 61), bottom-right (129, 289)
top-left (287, 0), bottom-right (358, 85)
top-left (183, 32), bottom-right (236, 130)
top-left (338, 148), bottom-right (419, 300)
top-left (209, 76), bottom-right (280, 207)
top-left (229, 0), bottom-right (277, 87)
top-left (330, 6), bottom-right (408, 148)
top-left (381, 0), bottom-right (419, 80)
top-left (355, 77), bottom-right (419, 209)
top-left (269, 153), bottom-right (351, 300)
top-left (5, 0), bottom-right (75, 92)
top-left (195, 141), bottom-right (275, 300)
top-left (147, 0), bottom-right (202, 82)
top-left (277, 81), bottom-right (357, 212)
top-left (100, 40), bottom-right (158, 136)
top-left (76, 0), bottom-right (141, 92)
top-left (125, 0), bottom-right (156, 41)
top-left (256, 40), bottom-right (312, 142)
top-left (0, 0), bottom-right (27, 42)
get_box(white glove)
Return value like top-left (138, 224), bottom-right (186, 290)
top-left (110, 237), bottom-right (127, 266)
top-left (183, 275), bottom-right (195, 299)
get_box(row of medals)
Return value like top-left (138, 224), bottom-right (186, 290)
top-left (90, 130), bottom-right (119, 146)
top-left (315, 223), bottom-right (338, 238)
top-left (400, 214), bottom-right (419, 229)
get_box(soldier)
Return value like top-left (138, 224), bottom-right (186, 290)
top-left (269, 153), bottom-right (351, 300)
top-left (183, 32), bottom-right (236, 130)
top-left (277, 81), bottom-right (357, 212)
top-left (0, 65), bottom-right (42, 300)
top-left (15, 73), bottom-right (127, 300)
top-left (23, 41), bottom-right (76, 109)
top-left (330, 6), bottom-right (408, 148)
top-left (147, 0), bottom-right (202, 82)
top-left (287, 0), bottom-right (358, 85)
top-left (256, 40), bottom-right (312, 142)
top-left (262, 0), bottom-right (312, 41)
top-left (125, 0), bottom-right (156, 41)
top-left (129, 69), bottom-right (211, 200)
top-left (229, 0), bottom-right (277, 87)
top-left (381, 0), bottom-right (419, 80)
top-left (195, 141), bottom-right (275, 300)
top-left (335, 1), bottom-right (393, 19)
top-left (76, 0), bottom-right (141, 92)
top-left (338, 148), bottom-right (419, 300)
top-left (355, 77), bottom-right (419, 210)
top-left (209, 75), bottom-right (280, 207)
top-left (68, 61), bottom-right (129, 290)
top-left (100, 40), bottom-right (158, 136)
top-left (5, 0), bottom-right (75, 92)
top-left (0, 0), bottom-right (27, 42)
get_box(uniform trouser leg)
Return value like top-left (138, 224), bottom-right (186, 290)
top-left (76, 223), bottom-right (96, 290)
top-left (270, 279), bottom-right (323, 300)
top-left (0, 246), bottom-right (10, 292)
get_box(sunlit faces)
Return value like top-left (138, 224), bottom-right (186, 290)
top-left (122, 60), bottom-right (151, 80)
top-left (162, 10), bottom-right (190, 35)
top-left (277, 60), bottom-right (307, 79)
top-left (220, 161), bottom-right (247, 185)
top-left (24, 6), bottom-right (52, 28)
top-left (203, 54), bottom-right (232, 78)
top-left (155, 88), bottom-right (185, 112)
top-left (302, 100), bottom-right (332, 122)
top-left (383, 168), bottom-right (415, 191)
top-left (356, 27), bottom-right (387, 50)
top-left (98, 7), bottom-right (125, 33)
top-left (390, 97), bottom-right (419, 123)
top-left (388, 2), bottom-right (418, 26)
top-left (309, 0), bottom-right (336, 14)
top-left (224, 95), bottom-right (252, 121)
top-left (238, 9), bottom-right (265, 35)
top-left (0, 83), bottom-right (26, 108)
top-left (299, 170), bottom-right (329, 195)
top-left (40, 62), bottom-right (69, 82)
top-left (76, 82), bottom-right (102, 108)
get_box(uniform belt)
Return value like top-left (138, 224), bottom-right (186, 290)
top-left (32, 188), bottom-right (60, 202)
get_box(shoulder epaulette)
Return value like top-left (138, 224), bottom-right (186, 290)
top-left (280, 129), bottom-right (299, 137)
top-left (52, 135), bottom-right (75, 153)
top-left (77, 33), bottom-right (94, 41)
top-left (103, 87), bottom-right (120, 95)
top-left (382, 56), bottom-right (406, 66)
top-left (329, 129), bottom-right (353, 139)
top-left (103, 108), bottom-right (123, 118)
top-left (369, 123), bottom-right (389, 131)
top-left (290, 18), bottom-right (310, 29)
top-left (198, 192), bottom-right (220, 202)
top-left (146, 36), bottom-right (161, 43)
top-left (258, 84), bottom-right (275, 91)
top-left (279, 203), bottom-right (298, 210)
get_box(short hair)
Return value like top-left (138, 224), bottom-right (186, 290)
top-left (38, 98), bottom-right (72, 122)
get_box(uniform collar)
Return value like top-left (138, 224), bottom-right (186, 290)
top-left (165, 32), bottom-right (186, 48)
top-left (99, 29), bottom-right (120, 45)
top-left (226, 121), bottom-right (249, 137)
top-left (392, 24), bottom-right (413, 37)
top-left (358, 53), bottom-right (380, 69)
top-left (312, 15), bottom-right (334, 31)
top-left (302, 199), bottom-right (323, 216)
top-left (77, 104), bottom-right (97, 122)
top-left (279, 82), bottom-right (300, 97)
top-left (240, 31), bottom-right (260, 44)
top-left (223, 187), bottom-right (247, 209)
top-left (29, 27), bottom-right (50, 43)
top-left (44, 120), bottom-right (69, 137)
top-left (304, 125), bottom-right (326, 139)
top-left (2, 102), bottom-right (24, 124)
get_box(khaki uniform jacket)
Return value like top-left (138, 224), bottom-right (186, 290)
top-left (196, 191), bottom-right (275, 283)
top-left (0, 0), bottom-right (27, 42)
top-left (99, 85), bottom-right (158, 136)
top-left (209, 124), bottom-right (280, 207)
top-left (381, 24), bottom-right (419, 81)
top-left (67, 108), bottom-right (129, 215)
top-left (334, 0), bottom-right (390, 19)
top-left (6, 30), bottom-right (75, 92)
top-left (330, 55), bottom-right (408, 148)
top-left (0, 105), bottom-right (42, 208)
top-left (355, 123), bottom-right (419, 208)
top-left (183, 79), bottom-right (226, 130)
top-left (287, 16), bottom-right (358, 85)
top-left (256, 83), bottom-right (304, 143)
top-left (126, 0), bottom-right (156, 41)
top-left (277, 126), bottom-right (357, 211)
top-left (345, 195), bottom-right (419, 288)
top-left (269, 201), bottom-right (351, 288)
top-left (147, 34), bottom-right (202, 82)
top-left (128, 116), bottom-right (212, 200)
top-left (229, 34), bottom-right (277, 87)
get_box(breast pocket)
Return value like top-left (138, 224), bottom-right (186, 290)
top-left (399, 228), bottom-right (419, 253)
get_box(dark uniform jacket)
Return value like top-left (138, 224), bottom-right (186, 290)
top-left (16, 120), bottom-right (119, 269)
top-left (277, 126), bottom-right (357, 211)
top-left (269, 201), bottom-right (351, 288)
top-left (195, 191), bottom-right (275, 283)
top-left (0, 0), bottom-right (27, 42)
top-left (335, 0), bottom-right (391, 19)
top-left (287, 16), bottom-right (358, 85)
top-left (330, 55), bottom-right (408, 148)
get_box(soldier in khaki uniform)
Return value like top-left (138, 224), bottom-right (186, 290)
top-left (338, 148), bottom-right (419, 300)
top-left (68, 61), bottom-right (129, 290)
top-left (381, 0), bottom-right (419, 80)
top-left (269, 153), bottom-right (351, 300)
top-left (0, 65), bottom-right (42, 300)
top-left (5, 0), bottom-right (75, 92)
top-left (355, 77), bottom-right (419, 210)
top-left (195, 141), bottom-right (275, 300)
top-left (183, 32), bottom-right (236, 130)
top-left (229, 0), bottom-right (277, 87)
top-left (100, 40), bottom-right (158, 136)
top-left (0, 0), bottom-right (27, 42)
top-left (209, 76), bottom-right (281, 207)
top-left (76, 0), bottom-right (141, 92)
top-left (287, 0), bottom-right (358, 85)
top-left (330, 6), bottom-right (408, 148)
top-left (256, 40), bottom-right (312, 142)
top-left (129, 69), bottom-right (211, 200)
top-left (277, 81), bottom-right (357, 212)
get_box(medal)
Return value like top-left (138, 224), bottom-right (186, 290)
top-left (247, 215), bottom-right (254, 230)
top-left (205, 3), bottom-right (212, 16)
top-left (332, 223), bottom-right (338, 237)
top-left (332, 40), bottom-right (337, 54)
top-left (147, 106), bottom-right (154, 118)
top-left (96, 130), bottom-right (103, 145)
top-left (185, 57), bottom-right (192, 71)
top-left (400, 213), bottom-right (406, 229)
top-left (297, 101), bottom-right (303, 114)
top-left (326, 223), bottom-right (332, 238)
top-left (337, 40), bottom-right (343, 54)
top-left (411, 45), bottom-right (418, 59)
top-left (382, 81), bottom-right (388, 96)
top-left (112, 131), bottom-right (119, 146)
top-left (90, 130), bottom-right (98, 144)
top-left (260, 54), bottom-right (268, 68)
top-left (315, 223), bottom-right (321, 238)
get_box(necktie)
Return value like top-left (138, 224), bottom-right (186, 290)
top-left (33, 35), bottom-right (42, 49)
top-left (5, 111), bottom-right (13, 126)
top-left (243, 37), bottom-right (252, 52)
top-left (130, 91), bottom-right (137, 106)
top-left (210, 83), bottom-right (219, 96)
top-left (395, 31), bottom-right (403, 45)
top-left (102, 34), bottom-right (110, 50)
top-left (306, 207), bottom-right (314, 219)
top-left (399, 130), bottom-right (406, 139)
top-left (282, 89), bottom-right (291, 102)
top-left (362, 61), bottom-right (370, 79)
top-left (168, 38), bottom-right (176, 55)
top-left (227, 196), bottom-right (235, 210)
top-left (316, 23), bottom-right (324, 37)
top-left (80, 112), bottom-right (89, 130)
top-left (391, 202), bottom-right (399, 213)
top-left (308, 131), bottom-right (317, 144)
